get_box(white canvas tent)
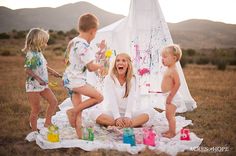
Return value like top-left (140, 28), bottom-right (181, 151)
top-left (91, 0), bottom-right (197, 112)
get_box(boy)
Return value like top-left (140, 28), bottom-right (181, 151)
top-left (63, 13), bottom-right (106, 138)
top-left (161, 44), bottom-right (183, 138)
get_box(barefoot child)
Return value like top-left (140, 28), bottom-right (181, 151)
top-left (63, 13), bottom-right (106, 138)
top-left (161, 44), bottom-right (183, 138)
top-left (23, 28), bottom-right (62, 139)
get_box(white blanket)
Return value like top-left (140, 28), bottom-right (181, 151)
top-left (27, 98), bottom-right (203, 156)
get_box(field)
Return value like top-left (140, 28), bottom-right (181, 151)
top-left (0, 54), bottom-right (235, 156)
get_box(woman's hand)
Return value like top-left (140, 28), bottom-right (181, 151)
top-left (123, 117), bottom-right (132, 128)
top-left (115, 117), bottom-right (125, 128)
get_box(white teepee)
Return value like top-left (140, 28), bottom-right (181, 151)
top-left (91, 0), bottom-right (197, 112)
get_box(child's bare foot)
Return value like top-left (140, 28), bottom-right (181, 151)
top-left (66, 109), bottom-right (76, 128)
top-left (162, 131), bottom-right (176, 138)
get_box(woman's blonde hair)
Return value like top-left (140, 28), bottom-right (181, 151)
top-left (110, 53), bottom-right (133, 98)
top-left (22, 28), bottom-right (49, 52)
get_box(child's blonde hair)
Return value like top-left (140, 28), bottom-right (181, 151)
top-left (111, 53), bottom-right (134, 98)
top-left (78, 13), bottom-right (99, 32)
top-left (162, 44), bottom-right (182, 61)
top-left (22, 28), bottom-right (49, 52)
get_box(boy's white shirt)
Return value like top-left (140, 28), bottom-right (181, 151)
top-left (64, 36), bottom-right (94, 81)
top-left (103, 75), bottom-right (137, 119)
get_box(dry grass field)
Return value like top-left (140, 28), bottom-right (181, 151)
top-left (0, 52), bottom-right (235, 155)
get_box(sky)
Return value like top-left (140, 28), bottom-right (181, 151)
top-left (0, 0), bottom-right (236, 24)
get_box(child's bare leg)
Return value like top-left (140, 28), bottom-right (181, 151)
top-left (40, 88), bottom-right (58, 127)
top-left (67, 93), bottom-right (81, 127)
top-left (163, 104), bottom-right (176, 138)
top-left (96, 114), bottom-right (115, 126)
top-left (131, 113), bottom-right (149, 127)
top-left (27, 92), bottom-right (41, 131)
top-left (73, 84), bottom-right (103, 113)
top-left (75, 111), bottom-right (83, 139)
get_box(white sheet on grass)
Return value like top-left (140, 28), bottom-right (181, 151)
top-left (27, 98), bottom-right (203, 156)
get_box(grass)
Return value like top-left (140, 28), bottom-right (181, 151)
top-left (0, 55), bottom-right (235, 156)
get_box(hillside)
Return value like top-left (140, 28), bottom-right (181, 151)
top-left (0, 2), bottom-right (236, 49)
top-left (169, 19), bottom-right (236, 49)
top-left (0, 2), bottom-right (124, 32)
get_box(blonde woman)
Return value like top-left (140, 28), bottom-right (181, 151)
top-left (23, 28), bottom-right (61, 141)
top-left (93, 53), bottom-right (154, 128)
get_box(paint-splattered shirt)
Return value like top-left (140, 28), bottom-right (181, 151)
top-left (63, 36), bottom-right (94, 89)
top-left (24, 51), bottom-right (48, 92)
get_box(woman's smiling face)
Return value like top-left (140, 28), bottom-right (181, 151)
top-left (115, 54), bottom-right (129, 76)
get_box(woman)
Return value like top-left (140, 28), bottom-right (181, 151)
top-left (92, 53), bottom-right (154, 128)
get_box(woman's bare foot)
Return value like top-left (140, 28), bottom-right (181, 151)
top-left (162, 131), bottom-right (176, 138)
top-left (66, 109), bottom-right (76, 128)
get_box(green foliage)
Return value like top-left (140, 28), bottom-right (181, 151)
top-left (183, 49), bottom-right (196, 56)
top-left (0, 33), bottom-right (10, 39)
top-left (196, 57), bottom-right (210, 65)
top-left (57, 31), bottom-right (65, 36)
top-left (13, 31), bottom-right (26, 39)
top-left (48, 35), bottom-right (56, 45)
top-left (67, 29), bottom-right (77, 35)
top-left (216, 60), bottom-right (227, 70)
top-left (180, 58), bottom-right (187, 68)
top-left (0, 50), bottom-right (11, 56)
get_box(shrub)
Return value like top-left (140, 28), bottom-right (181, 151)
top-left (196, 57), bottom-right (210, 65)
top-left (180, 57), bottom-right (187, 68)
top-left (48, 35), bottom-right (56, 45)
top-left (216, 60), bottom-right (227, 70)
top-left (13, 31), bottom-right (26, 39)
top-left (228, 59), bottom-right (236, 66)
top-left (57, 31), bottom-right (65, 36)
top-left (0, 33), bottom-right (10, 39)
top-left (0, 50), bottom-right (11, 56)
top-left (185, 49), bottom-right (196, 56)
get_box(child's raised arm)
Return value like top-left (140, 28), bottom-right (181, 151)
top-left (47, 66), bottom-right (62, 78)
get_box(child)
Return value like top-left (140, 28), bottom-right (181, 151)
top-left (23, 28), bottom-right (62, 139)
top-left (161, 44), bottom-right (183, 138)
top-left (63, 13), bottom-right (106, 138)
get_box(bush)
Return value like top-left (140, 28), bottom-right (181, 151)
top-left (185, 49), bottom-right (196, 56)
top-left (216, 60), bottom-right (227, 70)
top-left (67, 29), bottom-right (77, 35)
top-left (180, 57), bottom-right (187, 68)
top-left (196, 57), bottom-right (210, 65)
top-left (48, 35), bottom-right (56, 45)
top-left (228, 59), bottom-right (236, 66)
top-left (0, 50), bottom-right (11, 56)
top-left (57, 31), bottom-right (65, 36)
top-left (0, 33), bottom-right (10, 39)
top-left (13, 31), bottom-right (26, 39)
